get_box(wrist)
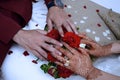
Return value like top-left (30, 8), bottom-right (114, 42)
top-left (111, 41), bottom-right (120, 54)
top-left (102, 44), bottom-right (112, 56)
top-left (13, 29), bottom-right (24, 42)
top-left (86, 68), bottom-right (102, 80)
top-left (46, 0), bottom-right (64, 9)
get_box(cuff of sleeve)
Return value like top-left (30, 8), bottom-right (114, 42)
top-left (45, 0), bottom-right (56, 9)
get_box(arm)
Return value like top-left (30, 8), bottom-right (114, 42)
top-left (87, 68), bottom-right (120, 80)
top-left (0, 11), bottom-right (21, 44)
top-left (0, 9), bottom-right (22, 67)
top-left (110, 41), bottom-right (120, 54)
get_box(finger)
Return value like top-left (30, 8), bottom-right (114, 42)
top-left (67, 20), bottom-right (78, 34)
top-left (41, 43), bottom-right (62, 55)
top-left (78, 33), bottom-right (87, 38)
top-left (81, 39), bottom-right (95, 45)
top-left (45, 37), bottom-right (63, 46)
top-left (37, 47), bottom-right (48, 58)
top-left (53, 54), bottom-right (66, 63)
top-left (36, 29), bottom-right (47, 35)
top-left (56, 24), bottom-right (64, 37)
top-left (78, 33), bottom-right (93, 41)
top-left (55, 61), bottom-right (71, 71)
top-left (78, 33), bottom-right (94, 42)
top-left (55, 61), bottom-right (64, 67)
top-left (28, 45), bottom-right (46, 60)
top-left (55, 46), bottom-right (73, 59)
top-left (31, 50), bottom-right (46, 60)
top-left (79, 32), bottom-right (86, 36)
top-left (47, 18), bottom-right (53, 32)
top-left (78, 48), bottom-right (89, 56)
top-left (63, 22), bottom-right (72, 32)
top-left (62, 42), bottom-right (78, 55)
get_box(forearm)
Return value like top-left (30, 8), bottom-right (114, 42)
top-left (87, 68), bottom-right (120, 80)
top-left (111, 41), bottom-right (120, 54)
top-left (104, 41), bottom-right (120, 55)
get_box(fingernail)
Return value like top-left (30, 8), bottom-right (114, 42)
top-left (48, 30), bottom-right (51, 32)
top-left (58, 52), bottom-right (62, 55)
top-left (61, 34), bottom-right (64, 37)
top-left (60, 43), bottom-right (63, 46)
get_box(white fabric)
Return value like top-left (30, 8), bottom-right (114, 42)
top-left (1, 0), bottom-right (120, 80)
top-left (91, 0), bottom-right (120, 13)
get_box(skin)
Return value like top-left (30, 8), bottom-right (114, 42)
top-left (13, 6), bottom-right (78, 60)
top-left (55, 42), bottom-right (120, 80)
top-left (47, 6), bottom-right (78, 36)
top-left (80, 36), bottom-right (120, 57)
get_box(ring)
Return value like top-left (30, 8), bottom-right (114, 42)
top-left (64, 60), bottom-right (70, 67)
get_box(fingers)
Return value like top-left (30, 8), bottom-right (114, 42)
top-left (41, 43), bottom-right (62, 55)
top-left (29, 44), bottom-right (47, 60)
top-left (78, 48), bottom-right (88, 56)
top-left (36, 29), bottom-right (47, 35)
top-left (57, 24), bottom-right (64, 37)
top-left (55, 61), bottom-right (64, 67)
top-left (47, 18), bottom-right (53, 32)
top-left (54, 54), bottom-right (66, 63)
top-left (67, 20), bottom-right (78, 34)
top-left (55, 46), bottom-right (73, 59)
top-left (45, 36), bottom-right (63, 46)
top-left (81, 39), bottom-right (94, 45)
top-left (62, 42), bottom-right (79, 55)
top-left (63, 22), bottom-right (72, 32)
top-left (31, 50), bottom-right (46, 60)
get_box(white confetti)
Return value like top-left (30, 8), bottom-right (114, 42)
top-left (80, 20), bottom-right (85, 23)
top-left (67, 5), bottom-right (72, 9)
top-left (107, 37), bottom-right (111, 40)
top-left (95, 36), bottom-right (100, 42)
top-left (75, 11), bottom-right (78, 13)
top-left (86, 29), bottom-right (91, 33)
top-left (83, 16), bottom-right (88, 20)
top-left (74, 21), bottom-right (77, 24)
top-left (105, 30), bottom-right (110, 34)
top-left (103, 32), bottom-right (108, 37)
top-left (92, 31), bottom-right (96, 34)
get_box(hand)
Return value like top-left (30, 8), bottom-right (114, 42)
top-left (55, 42), bottom-right (94, 78)
top-left (81, 37), bottom-right (111, 57)
top-left (13, 29), bottom-right (62, 60)
top-left (47, 6), bottom-right (78, 36)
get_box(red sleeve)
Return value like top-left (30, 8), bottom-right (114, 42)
top-left (0, 12), bottom-right (21, 44)
top-left (44, 0), bottom-right (53, 5)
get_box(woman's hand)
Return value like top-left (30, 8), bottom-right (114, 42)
top-left (55, 42), bottom-right (94, 78)
top-left (13, 29), bottom-right (62, 60)
top-left (47, 6), bottom-right (78, 36)
top-left (81, 37), bottom-right (112, 57)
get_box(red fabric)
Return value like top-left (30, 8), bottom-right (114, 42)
top-left (0, 0), bottom-right (32, 67)
top-left (44, 0), bottom-right (53, 5)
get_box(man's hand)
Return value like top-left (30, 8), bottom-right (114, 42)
top-left (47, 6), bottom-right (78, 36)
top-left (13, 29), bottom-right (62, 60)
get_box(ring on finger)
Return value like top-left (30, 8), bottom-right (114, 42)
top-left (64, 60), bottom-right (70, 67)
